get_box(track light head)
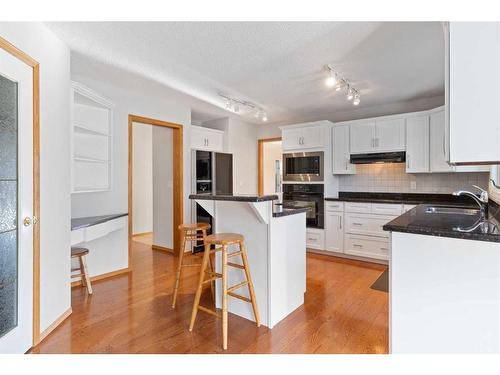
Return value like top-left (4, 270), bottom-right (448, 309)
top-left (353, 94), bottom-right (360, 106)
top-left (347, 87), bottom-right (354, 101)
top-left (325, 66), bottom-right (336, 88)
top-left (262, 114), bottom-right (268, 122)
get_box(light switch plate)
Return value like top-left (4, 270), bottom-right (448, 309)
top-left (410, 181), bottom-right (417, 190)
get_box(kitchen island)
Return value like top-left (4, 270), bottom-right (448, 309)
top-left (189, 193), bottom-right (308, 328)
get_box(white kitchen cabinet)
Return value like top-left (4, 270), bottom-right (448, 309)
top-left (430, 109), bottom-right (454, 172)
top-left (447, 22), bottom-right (500, 164)
top-left (350, 119), bottom-right (405, 154)
top-left (332, 125), bottom-right (355, 174)
top-left (282, 125), bottom-right (324, 151)
top-left (406, 115), bottom-right (430, 173)
top-left (191, 125), bottom-right (224, 151)
top-left (350, 121), bottom-right (376, 154)
top-left (344, 212), bottom-right (393, 239)
top-left (325, 211), bottom-right (344, 253)
top-left (344, 234), bottom-right (389, 261)
top-left (306, 228), bottom-right (325, 250)
top-left (375, 118), bottom-right (406, 152)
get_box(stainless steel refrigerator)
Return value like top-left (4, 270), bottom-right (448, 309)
top-left (192, 150), bottom-right (233, 252)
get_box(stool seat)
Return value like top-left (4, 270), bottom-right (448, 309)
top-left (205, 233), bottom-right (244, 245)
top-left (71, 247), bottom-right (89, 257)
top-left (178, 222), bottom-right (210, 231)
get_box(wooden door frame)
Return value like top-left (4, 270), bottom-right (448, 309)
top-left (0, 37), bottom-right (41, 345)
top-left (257, 137), bottom-right (282, 195)
top-left (128, 114), bottom-right (184, 261)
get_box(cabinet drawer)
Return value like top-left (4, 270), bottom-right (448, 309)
top-left (371, 203), bottom-right (403, 216)
top-left (345, 202), bottom-right (371, 213)
top-left (325, 201), bottom-right (344, 212)
top-left (344, 234), bottom-right (389, 260)
top-left (344, 213), bottom-right (395, 238)
top-left (306, 229), bottom-right (325, 250)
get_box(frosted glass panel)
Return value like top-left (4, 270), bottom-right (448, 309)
top-left (0, 74), bottom-right (18, 337)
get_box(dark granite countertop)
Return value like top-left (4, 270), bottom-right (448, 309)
top-left (189, 193), bottom-right (278, 202)
top-left (71, 213), bottom-right (128, 231)
top-left (383, 201), bottom-right (500, 243)
top-left (272, 204), bottom-right (309, 218)
top-left (325, 191), bottom-right (477, 206)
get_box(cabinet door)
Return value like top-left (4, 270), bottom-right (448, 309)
top-left (430, 110), bottom-right (454, 172)
top-left (350, 122), bottom-right (375, 154)
top-left (332, 125), bottom-right (355, 174)
top-left (406, 116), bottom-right (430, 173)
top-left (191, 127), bottom-right (207, 150)
top-left (205, 131), bottom-right (224, 152)
top-left (282, 128), bottom-right (303, 150)
top-left (449, 22), bottom-right (500, 164)
top-left (375, 118), bottom-right (405, 152)
top-left (325, 211), bottom-right (344, 253)
top-left (302, 126), bottom-right (323, 149)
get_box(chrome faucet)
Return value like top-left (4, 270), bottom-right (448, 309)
top-left (452, 185), bottom-right (489, 219)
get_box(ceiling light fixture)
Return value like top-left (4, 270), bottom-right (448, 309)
top-left (325, 65), bottom-right (361, 106)
top-left (219, 93), bottom-right (268, 122)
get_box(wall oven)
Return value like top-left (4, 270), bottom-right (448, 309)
top-left (283, 184), bottom-right (324, 229)
top-left (283, 151), bottom-right (324, 182)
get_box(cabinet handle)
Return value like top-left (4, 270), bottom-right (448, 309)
top-left (353, 244), bottom-right (363, 248)
top-left (308, 237), bottom-right (315, 241)
top-left (380, 247), bottom-right (389, 251)
top-left (353, 222), bottom-right (363, 226)
top-left (371, 138), bottom-right (374, 148)
top-left (442, 135), bottom-right (446, 157)
top-left (339, 216), bottom-right (342, 230)
top-left (407, 154), bottom-right (410, 169)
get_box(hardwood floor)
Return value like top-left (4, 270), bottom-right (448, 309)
top-left (31, 234), bottom-right (388, 354)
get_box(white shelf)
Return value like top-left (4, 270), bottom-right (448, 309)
top-left (71, 81), bottom-right (113, 194)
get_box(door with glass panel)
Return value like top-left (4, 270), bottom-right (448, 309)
top-left (0, 47), bottom-right (34, 353)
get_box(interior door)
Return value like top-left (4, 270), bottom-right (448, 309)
top-left (0, 48), bottom-right (34, 353)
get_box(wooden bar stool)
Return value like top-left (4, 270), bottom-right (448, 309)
top-left (71, 247), bottom-right (93, 295)
top-left (189, 233), bottom-right (260, 350)
top-left (171, 222), bottom-right (213, 308)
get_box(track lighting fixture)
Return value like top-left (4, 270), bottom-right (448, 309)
top-left (218, 93), bottom-right (269, 122)
top-left (324, 65), bottom-right (361, 106)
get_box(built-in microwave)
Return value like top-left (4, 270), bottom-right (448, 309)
top-left (283, 151), bottom-right (324, 182)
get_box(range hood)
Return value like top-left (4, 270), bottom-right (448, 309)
top-left (350, 152), bottom-right (406, 164)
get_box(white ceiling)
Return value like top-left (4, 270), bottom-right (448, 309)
top-left (46, 22), bottom-right (445, 125)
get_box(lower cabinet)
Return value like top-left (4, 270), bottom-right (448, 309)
top-left (306, 228), bottom-right (325, 250)
top-left (325, 211), bottom-right (344, 253)
top-left (344, 234), bottom-right (390, 261)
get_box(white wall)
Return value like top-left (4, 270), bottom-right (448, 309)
top-left (227, 118), bottom-right (259, 194)
top-left (132, 124), bottom-right (153, 234)
top-left (0, 23), bottom-right (72, 333)
top-left (152, 126), bottom-right (173, 249)
top-left (263, 141), bottom-right (282, 195)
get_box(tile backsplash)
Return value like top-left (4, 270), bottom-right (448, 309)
top-left (338, 163), bottom-right (489, 194)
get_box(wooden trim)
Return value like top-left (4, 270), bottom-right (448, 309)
top-left (0, 36), bottom-right (41, 346)
top-left (132, 231), bottom-right (153, 237)
top-left (257, 137), bottom-right (282, 195)
top-left (39, 308), bottom-right (72, 342)
top-left (151, 244), bottom-right (174, 253)
top-left (71, 267), bottom-right (131, 287)
top-left (128, 114), bottom-right (184, 261)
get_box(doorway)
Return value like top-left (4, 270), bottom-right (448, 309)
top-left (258, 137), bottom-right (282, 196)
top-left (0, 37), bottom-right (40, 352)
top-left (128, 115), bottom-right (183, 259)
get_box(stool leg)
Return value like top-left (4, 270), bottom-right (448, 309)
top-left (172, 230), bottom-right (187, 308)
top-left (189, 241), bottom-right (212, 332)
top-left (222, 244), bottom-right (228, 350)
top-left (206, 230), bottom-right (216, 306)
top-left (80, 254), bottom-right (93, 295)
top-left (240, 241), bottom-right (260, 327)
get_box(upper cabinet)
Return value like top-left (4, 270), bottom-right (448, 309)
top-left (430, 109), bottom-right (454, 172)
top-left (447, 22), bottom-right (500, 164)
top-left (350, 119), bottom-right (405, 154)
top-left (406, 115), bottom-right (430, 173)
top-left (71, 82), bottom-right (113, 194)
top-left (281, 123), bottom-right (325, 151)
top-left (332, 125), bottom-right (355, 174)
top-left (191, 125), bottom-right (224, 152)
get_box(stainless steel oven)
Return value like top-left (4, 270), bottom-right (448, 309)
top-left (282, 184), bottom-right (324, 229)
top-left (283, 151), bottom-right (324, 182)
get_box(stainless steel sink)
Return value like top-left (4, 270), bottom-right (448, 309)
top-left (424, 206), bottom-right (480, 216)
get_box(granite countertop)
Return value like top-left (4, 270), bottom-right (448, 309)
top-left (383, 201), bottom-right (500, 243)
top-left (71, 213), bottom-right (128, 231)
top-left (189, 193), bottom-right (278, 202)
top-left (325, 191), bottom-right (477, 206)
top-left (272, 204), bottom-right (310, 218)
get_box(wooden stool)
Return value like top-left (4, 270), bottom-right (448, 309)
top-left (171, 222), bottom-right (213, 308)
top-left (71, 247), bottom-right (93, 295)
top-left (189, 233), bottom-right (260, 350)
